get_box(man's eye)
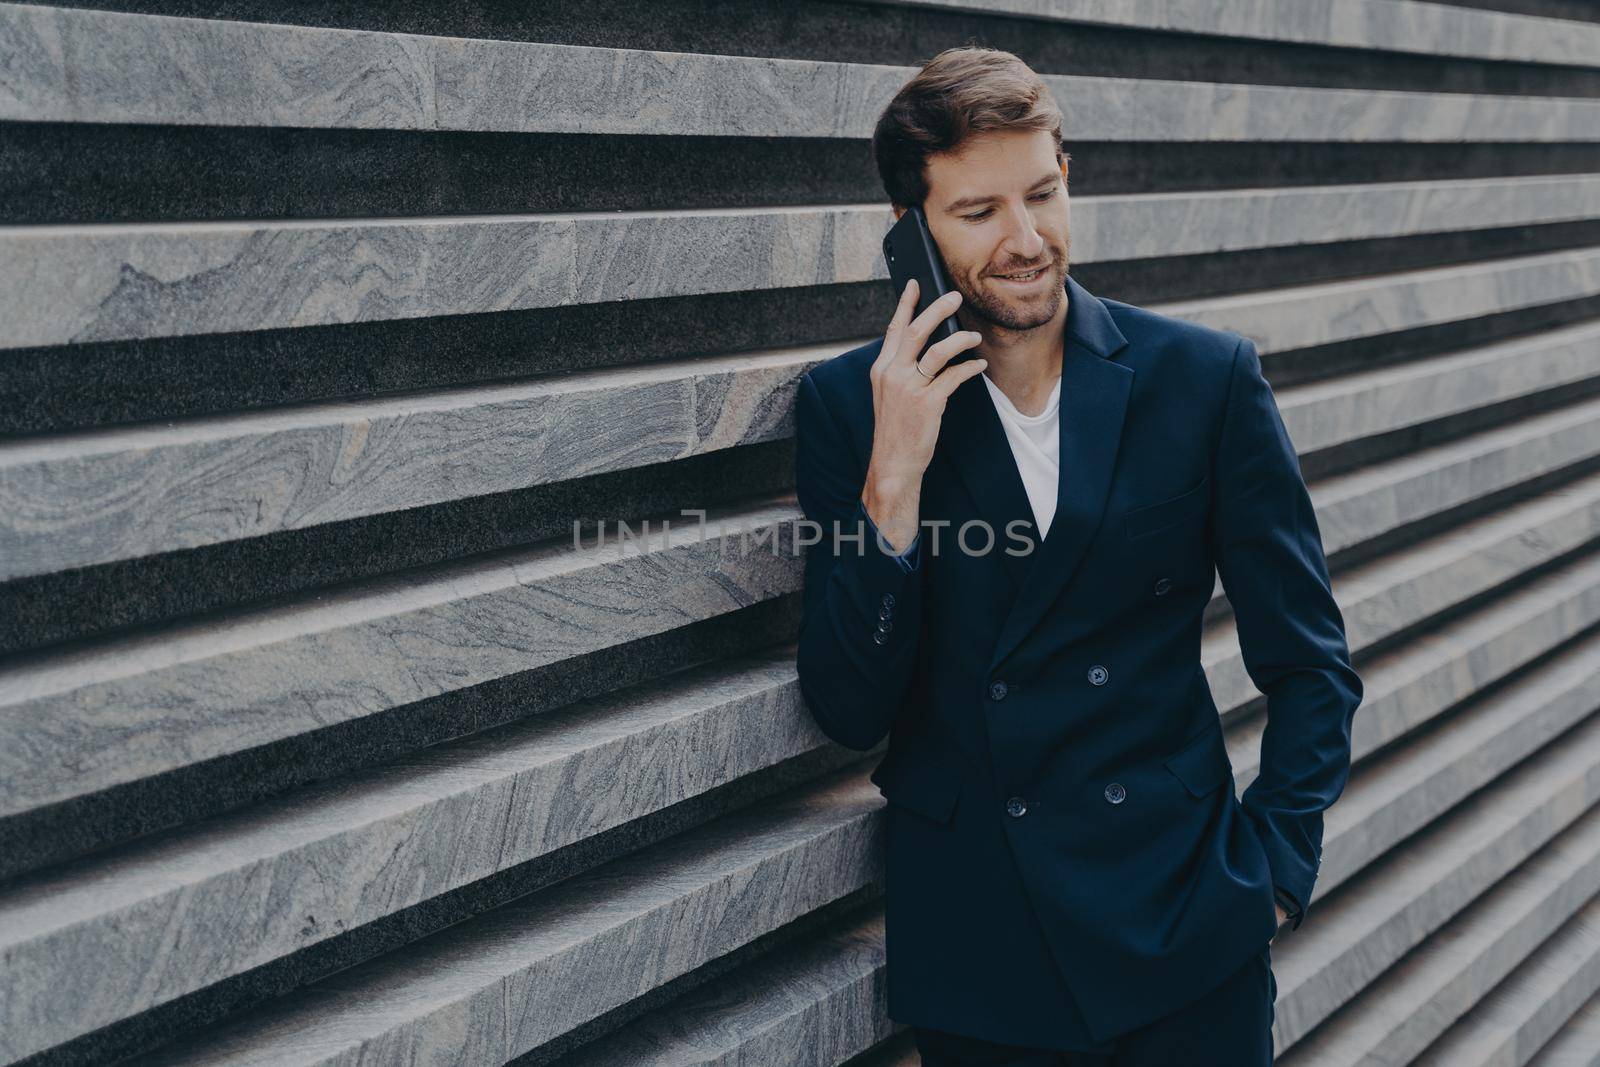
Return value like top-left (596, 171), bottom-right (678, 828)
top-left (963, 190), bottom-right (1056, 222)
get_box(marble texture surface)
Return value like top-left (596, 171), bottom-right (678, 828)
top-left (1282, 784), bottom-right (1600, 1063)
top-left (1281, 392), bottom-right (1600, 570)
top-left (0, 204), bottom-right (884, 349)
top-left (867, 0), bottom-right (1600, 68)
top-left (1155, 246), bottom-right (1600, 356)
top-left (135, 770), bottom-right (885, 1067)
top-left (1414, 892), bottom-right (1600, 1067)
top-left (5, 174), bottom-right (1598, 350)
top-left (0, 498), bottom-right (801, 820)
top-left (5, 5), bottom-right (1600, 142)
top-left (0, 649), bottom-right (839, 1061)
top-left (1522, 976), bottom-right (1600, 1066)
top-left (1272, 319), bottom-right (1600, 455)
top-left (0, 348), bottom-right (818, 579)
top-left (555, 909), bottom-right (891, 1067)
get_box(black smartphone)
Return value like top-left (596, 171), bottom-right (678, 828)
top-left (882, 205), bottom-right (973, 366)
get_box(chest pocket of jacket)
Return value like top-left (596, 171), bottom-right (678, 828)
top-left (1163, 724), bottom-right (1233, 798)
top-left (870, 745), bottom-right (963, 825)
top-left (1124, 474), bottom-right (1210, 542)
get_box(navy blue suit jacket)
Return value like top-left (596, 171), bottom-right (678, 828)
top-left (792, 273), bottom-right (1363, 1045)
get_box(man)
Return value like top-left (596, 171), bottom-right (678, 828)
top-left (793, 46), bottom-right (1363, 1066)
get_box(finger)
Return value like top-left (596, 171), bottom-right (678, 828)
top-left (917, 329), bottom-right (984, 377)
top-left (894, 278), bottom-right (919, 324)
top-left (878, 279), bottom-right (920, 365)
top-left (931, 357), bottom-right (988, 398)
top-left (897, 288), bottom-right (963, 367)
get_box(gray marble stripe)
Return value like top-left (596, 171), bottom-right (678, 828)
top-left (1274, 318), bottom-right (1600, 455)
top-left (866, 0), bottom-right (1600, 68)
top-left (1078, 176), bottom-right (1600, 265)
top-left (1525, 984), bottom-right (1600, 1067)
top-left (1281, 784), bottom-right (1600, 1063)
top-left (1300, 394), bottom-right (1600, 564)
top-left (1203, 403), bottom-right (1600, 716)
top-left (0, 649), bottom-right (842, 1061)
top-left (555, 909), bottom-right (891, 1067)
top-left (134, 770), bottom-right (884, 1067)
top-left (4, 5), bottom-right (1600, 140)
top-left (1154, 246), bottom-right (1600, 356)
top-left (1419, 894), bottom-right (1600, 1067)
top-left (5, 174), bottom-right (1598, 349)
top-left (9, 291), bottom-right (1594, 583)
top-left (0, 498), bottom-right (801, 821)
top-left (0, 348), bottom-right (820, 580)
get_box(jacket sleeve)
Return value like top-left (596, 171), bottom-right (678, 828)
top-left (864, 503), bottom-right (923, 573)
top-left (1209, 336), bottom-right (1364, 930)
top-left (793, 370), bottom-right (926, 752)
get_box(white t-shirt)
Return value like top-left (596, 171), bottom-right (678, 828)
top-left (979, 371), bottom-right (1063, 541)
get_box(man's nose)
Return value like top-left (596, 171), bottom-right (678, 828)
top-left (999, 205), bottom-right (1047, 257)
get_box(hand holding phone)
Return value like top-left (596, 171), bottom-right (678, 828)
top-left (882, 206), bottom-right (976, 367)
top-left (860, 231), bottom-right (987, 551)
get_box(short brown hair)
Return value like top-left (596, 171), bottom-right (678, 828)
top-left (873, 46), bottom-right (1067, 212)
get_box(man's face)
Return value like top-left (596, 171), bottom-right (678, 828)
top-left (908, 128), bottom-right (1070, 333)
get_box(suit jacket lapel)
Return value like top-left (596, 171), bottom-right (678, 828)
top-left (939, 273), bottom-right (1134, 675)
top-left (937, 360), bottom-right (1038, 597)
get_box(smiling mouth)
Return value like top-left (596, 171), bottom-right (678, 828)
top-left (995, 265), bottom-right (1049, 283)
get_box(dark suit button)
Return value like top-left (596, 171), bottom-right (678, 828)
top-left (876, 619), bottom-right (893, 634)
top-left (872, 631), bottom-right (889, 645)
top-left (989, 680), bottom-right (1009, 701)
top-left (1154, 577), bottom-right (1173, 596)
top-left (1104, 782), bottom-right (1126, 804)
top-left (881, 593), bottom-right (895, 609)
top-left (1006, 797), bottom-right (1027, 817)
top-left (879, 605), bottom-right (893, 620)
top-left (1087, 665), bottom-right (1109, 686)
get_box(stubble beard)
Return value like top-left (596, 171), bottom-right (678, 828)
top-left (957, 239), bottom-right (1071, 334)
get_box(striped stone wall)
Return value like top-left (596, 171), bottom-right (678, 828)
top-left (3, 1), bottom-right (1600, 1063)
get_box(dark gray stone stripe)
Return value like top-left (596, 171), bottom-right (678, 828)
top-left (5, 7), bottom-right (1600, 139)
top-left (10, 124), bottom-right (1600, 227)
top-left (12, 0), bottom-right (1600, 90)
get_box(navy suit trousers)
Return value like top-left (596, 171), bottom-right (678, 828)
top-left (912, 942), bottom-right (1276, 1066)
